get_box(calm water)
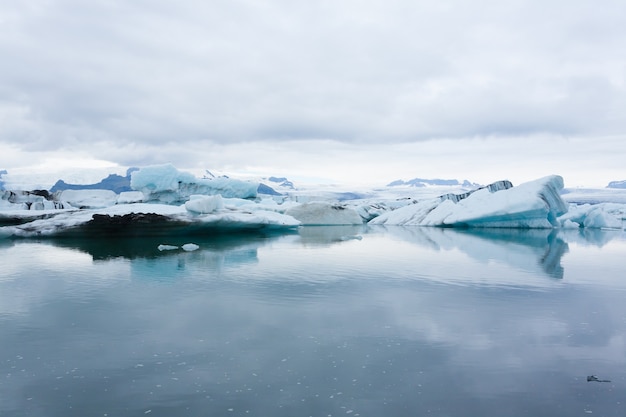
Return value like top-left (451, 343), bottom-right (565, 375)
top-left (1, 226), bottom-right (625, 417)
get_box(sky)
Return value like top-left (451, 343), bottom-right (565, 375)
top-left (1, 0), bottom-right (625, 188)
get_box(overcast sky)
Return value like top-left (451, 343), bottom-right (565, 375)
top-left (1, 0), bottom-right (625, 187)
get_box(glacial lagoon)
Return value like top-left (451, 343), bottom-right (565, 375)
top-left (1, 226), bottom-right (625, 416)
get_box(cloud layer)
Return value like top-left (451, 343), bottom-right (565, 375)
top-left (1, 0), bottom-right (625, 184)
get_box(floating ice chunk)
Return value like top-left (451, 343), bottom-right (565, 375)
top-left (285, 202), bottom-right (363, 225)
top-left (185, 195), bottom-right (224, 214)
top-left (1, 190), bottom-right (68, 211)
top-left (0, 202), bottom-right (299, 237)
top-left (370, 176), bottom-right (567, 228)
top-left (193, 210), bottom-right (300, 229)
top-left (130, 164), bottom-right (196, 193)
top-left (558, 203), bottom-right (623, 229)
top-left (58, 189), bottom-right (118, 209)
top-left (560, 219), bottom-right (580, 229)
top-left (131, 164), bottom-right (257, 203)
top-left (117, 191), bottom-right (144, 204)
top-left (338, 235), bottom-right (363, 241)
top-left (582, 208), bottom-right (622, 229)
top-left (558, 203), bottom-right (592, 225)
top-left (369, 198), bottom-right (440, 226)
top-left (157, 244), bottom-right (179, 251)
top-left (182, 243), bottom-right (199, 251)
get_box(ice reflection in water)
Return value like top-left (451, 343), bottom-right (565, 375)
top-left (0, 227), bottom-right (625, 417)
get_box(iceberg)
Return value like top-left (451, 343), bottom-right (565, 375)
top-left (1, 190), bottom-right (67, 211)
top-left (558, 203), bottom-right (624, 229)
top-left (181, 243), bottom-right (200, 251)
top-left (57, 189), bottom-right (119, 209)
top-left (0, 202), bottom-right (300, 238)
top-left (285, 202), bottom-right (363, 225)
top-left (130, 164), bottom-right (258, 203)
top-left (371, 176), bottom-right (568, 228)
top-left (184, 195), bottom-right (225, 214)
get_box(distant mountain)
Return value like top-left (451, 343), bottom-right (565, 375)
top-left (50, 168), bottom-right (139, 193)
top-left (257, 176), bottom-right (297, 196)
top-left (607, 180), bottom-right (626, 189)
top-left (387, 178), bottom-right (478, 187)
top-left (47, 167), bottom-right (297, 197)
top-left (267, 176), bottom-right (294, 189)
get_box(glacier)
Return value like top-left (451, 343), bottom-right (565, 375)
top-left (1, 164), bottom-right (625, 237)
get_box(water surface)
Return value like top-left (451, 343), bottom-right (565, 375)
top-left (1, 226), bottom-right (625, 416)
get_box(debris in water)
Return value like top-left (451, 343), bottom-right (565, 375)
top-left (587, 375), bottom-right (611, 383)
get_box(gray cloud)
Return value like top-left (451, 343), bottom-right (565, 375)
top-left (0, 0), bottom-right (625, 184)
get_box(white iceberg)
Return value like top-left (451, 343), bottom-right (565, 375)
top-left (182, 243), bottom-right (200, 251)
top-left (157, 244), bottom-right (179, 251)
top-left (558, 203), bottom-right (623, 229)
top-left (371, 175), bottom-right (568, 228)
top-left (184, 195), bottom-right (224, 214)
top-left (58, 189), bottom-right (118, 209)
top-left (117, 191), bottom-right (145, 204)
top-left (285, 202), bottom-right (363, 225)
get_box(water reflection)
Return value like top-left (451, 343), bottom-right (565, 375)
top-left (43, 230), bottom-right (296, 260)
top-left (3, 226), bottom-right (623, 280)
top-left (297, 225), bottom-right (366, 246)
top-left (377, 227), bottom-right (569, 278)
top-left (1, 227), bottom-right (626, 416)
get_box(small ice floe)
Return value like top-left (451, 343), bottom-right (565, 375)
top-left (338, 235), bottom-right (363, 241)
top-left (157, 244), bottom-right (179, 251)
top-left (182, 243), bottom-right (200, 251)
top-left (587, 375), bottom-right (611, 383)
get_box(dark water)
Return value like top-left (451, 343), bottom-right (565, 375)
top-left (1, 226), bottom-right (625, 417)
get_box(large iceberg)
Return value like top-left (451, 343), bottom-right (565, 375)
top-left (130, 164), bottom-right (258, 203)
top-left (1, 202), bottom-right (300, 238)
top-left (370, 176), bottom-right (568, 228)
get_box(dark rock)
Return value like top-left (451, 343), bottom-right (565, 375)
top-left (78, 213), bottom-right (189, 236)
top-left (440, 180), bottom-right (514, 203)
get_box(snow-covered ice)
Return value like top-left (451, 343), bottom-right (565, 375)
top-left (58, 189), bottom-right (118, 209)
top-left (285, 202), bottom-right (363, 225)
top-left (157, 244), bottom-right (179, 251)
top-left (1, 164), bottom-right (625, 237)
top-left (371, 175), bottom-right (568, 228)
top-left (181, 243), bottom-right (200, 252)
